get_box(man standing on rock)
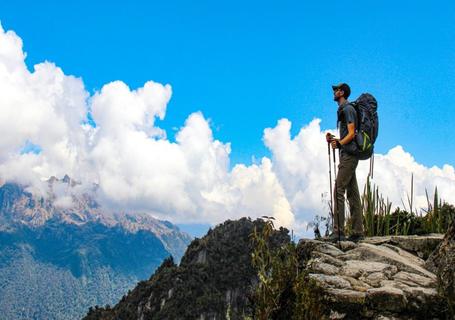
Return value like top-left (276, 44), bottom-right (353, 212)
top-left (326, 83), bottom-right (364, 242)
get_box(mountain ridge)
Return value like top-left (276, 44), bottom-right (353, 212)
top-left (0, 178), bottom-right (192, 320)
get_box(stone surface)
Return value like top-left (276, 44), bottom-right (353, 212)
top-left (313, 241), bottom-right (344, 257)
top-left (339, 241), bottom-right (358, 251)
top-left (309, 274), bottom-right (352, 289)
top-left (366, 287), bottom-right (407, 312)
top-left (309, 260), bottom-right (340, 275)
top-left (361, 272), bottom-right (388, 287)
top-left (340, 260), bottom-right (397, 279)
top-left (326, 288), bottom-right (366, 304)
top-left (361, 234), bottom-right (444, 260)
top-left (311, 251), bottom-right (346, 267)
top-left (343, 243), bottom-right (436, 278)
top-left (342, 276), bottom-right (371, 292)
top-left (297, 235), bottom-right (447, 319)
top-left (381, 243), bottom-right (425, 267)
top-left (393, 271), bottom-right (436, 287)
top-left (389, 235), bottom-right (444, 259)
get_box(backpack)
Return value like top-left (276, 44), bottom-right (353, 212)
top-left (351, 93), bottom-right (379, 160)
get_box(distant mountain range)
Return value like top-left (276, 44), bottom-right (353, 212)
top-left (0, 176), bottom-right (192, 320)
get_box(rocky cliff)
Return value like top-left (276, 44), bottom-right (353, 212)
top-left (83, 218), bottom-right (290, 320)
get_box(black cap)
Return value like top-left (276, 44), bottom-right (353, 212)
top-left (332, 83), bottom-right (351, 98)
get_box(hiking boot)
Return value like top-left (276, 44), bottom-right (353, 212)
top-left (324, 231), bottom-right (345, 243)
top-left (347, 234), bottom-right (364, 243)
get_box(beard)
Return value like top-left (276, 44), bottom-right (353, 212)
top-left (333, 95), bottom-right (340, 102)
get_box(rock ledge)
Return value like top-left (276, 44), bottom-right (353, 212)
top-left (297, 235), bottom-right (447, 319)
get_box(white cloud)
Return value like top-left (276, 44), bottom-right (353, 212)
top-left (0, 23), bottom-right (454, 235)
top-left (263, 119), bottom-right (455, 235)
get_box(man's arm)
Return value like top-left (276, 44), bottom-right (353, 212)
top-left (340, 123), bottom-right (355, 146)
top-left (331, 123), bottom-right (355, 149)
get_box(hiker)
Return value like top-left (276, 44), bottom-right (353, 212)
top-left (326, 83), bottom-right (364, 242)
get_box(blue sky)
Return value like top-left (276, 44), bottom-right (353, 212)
top-left (1, 1), bottom-right (455, 238)
top-left (1, 0), bottom-right (454, 168)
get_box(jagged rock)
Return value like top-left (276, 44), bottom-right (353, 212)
top-left (426, 223), bottom-right (455, 315)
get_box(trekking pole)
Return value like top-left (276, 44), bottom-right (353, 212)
top-left (333, 148), bottom-right (342, 246)
top-left (327, 142), bottom-right (334, 220)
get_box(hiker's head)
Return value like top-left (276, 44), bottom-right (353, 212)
top-left (332, 83), bottom-right (350, 102)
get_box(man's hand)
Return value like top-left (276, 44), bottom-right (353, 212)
top-left (326, 132), bottom-right (335, 143)
top-left (331, 139), bottom-right (341, 149)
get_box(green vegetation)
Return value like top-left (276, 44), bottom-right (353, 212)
top-left (250, 217), bottom-right (326, 320)
top-left (348, 177), bottom-right (455, 237)
top-left (312, 176), bottom-right (455, 238)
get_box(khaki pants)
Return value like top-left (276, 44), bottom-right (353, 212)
top-left (333, 153), bottom-right (363, 235)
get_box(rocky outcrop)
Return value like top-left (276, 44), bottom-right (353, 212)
top-left (83, 217), bottom-right (453, 320)
top-left (426, 223), bottom-right (455, 316)
top-left (83, 218), bottom-right (290, 320)
top-left (297, 235), bottom-right (448, 319)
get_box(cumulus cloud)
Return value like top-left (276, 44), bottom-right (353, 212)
top-left (0, 23), bottom-right (293, 228)
top-left (263, 119), bottom-right (455, 234)
top-left (0, 23), bottom-right (454, 235)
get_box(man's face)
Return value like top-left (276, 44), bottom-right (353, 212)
top-left (333, 88), bottom-right (343, 102)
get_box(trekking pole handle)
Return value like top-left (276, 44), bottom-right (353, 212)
top-left (326, 133), bottom-right (336, 143)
